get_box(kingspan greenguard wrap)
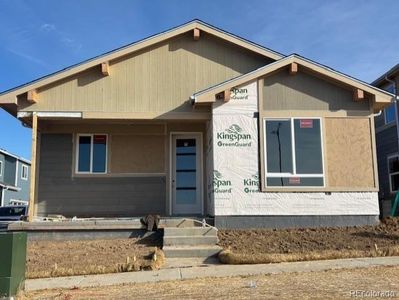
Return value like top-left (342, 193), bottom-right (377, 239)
top-left (208, 80), bottom-right (379, 216)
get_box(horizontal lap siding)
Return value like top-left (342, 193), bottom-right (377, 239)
top-left (20, 32), bottom-right (271, 114)
top-left (376, 125), bottom-right (398, 199)
top-left (37, 134), bottom-right (166, 217)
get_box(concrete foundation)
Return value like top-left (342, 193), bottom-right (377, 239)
top-left (214, 215), bottom-right (380, 229)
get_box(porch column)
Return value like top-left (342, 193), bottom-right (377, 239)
top-left (28, 113), bottom-right (39, 221)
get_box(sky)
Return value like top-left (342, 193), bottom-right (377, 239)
top-left (1, 0), bottom-right (399, 159)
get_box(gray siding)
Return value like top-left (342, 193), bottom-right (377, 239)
top-left (0, 153), bottom-right (4, 183)
top-left (263, 70), bottom-right (370, 112)
top-left (14, 160), bottom-right (30, 202)
top-left (37, 134), bottom-right (166, 217)
top-left (3, 156), bottom-right (16, 186)
top-left (0, 153), bottom-right (31, 206)
top-left (376, 125), bottom-right (398, 199)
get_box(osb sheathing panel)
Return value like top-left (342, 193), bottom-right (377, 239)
top-left (324, 118), bottom-right (375, 188)
top-left (110, 135), bottom-right (165, 173)
top-left (20, 32), bottom-right (270, 113)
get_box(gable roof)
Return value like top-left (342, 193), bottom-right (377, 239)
top-left (0, 149), bottom-right (31, 165)
top-left (372, 63), bottom-right (399, 87)
top-left (192, 54), bottom-right (394, 112)
top-left (0, 19), bottom-right (283, 105)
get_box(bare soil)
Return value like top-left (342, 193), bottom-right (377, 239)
top-left (26, 234), bottom-right (163, 279)
top-left (218, 217), bottom-right (399, 255)
top-left (20, 266), bottom-right (399, 299)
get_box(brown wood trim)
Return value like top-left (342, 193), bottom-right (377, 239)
top-left (101, 62), bottom-right (110, 76)
top-left (353, 89), bottom-right (364, 101)
top-left (28, 113), bottom-right (38, 221)
top-left (193, 28), bottom-right (200, 40)
top-left (27, 90), bottom-right (38, 103)
top-left (289, 63), bottom-right (298, 75)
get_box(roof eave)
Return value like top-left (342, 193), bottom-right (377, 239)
top-left (0, 19), bottom-right (284, 104)
top-left (193, 55), bottom-right (395, 110)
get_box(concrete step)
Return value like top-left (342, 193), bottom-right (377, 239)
top-left (161, 219), bottom-right (204, 228)
top-left (163, 235), bottom-right (218, 246)
top-left (163, 227), bottom-right (217, 237)
top-left (163, 245), bottom-right (222, 258)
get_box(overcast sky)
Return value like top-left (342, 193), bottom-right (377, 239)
top-left (1, 0), bottom-right (398, 158)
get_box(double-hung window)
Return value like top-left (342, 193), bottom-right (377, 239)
top-left (388, 154), bottom-right (399, 193)
top-left (264, 118), bottom-right (324, 187)
top-left (21, 164), bottom-right (28, 180)
top-left (76, 134), bottom-right (107, 174)
top-left (0, 161), bottom-right (2, 177)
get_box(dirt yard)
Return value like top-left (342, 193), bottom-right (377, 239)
top-left (20, 266), bottom-right (399, 299)
top-left (218, 217), bottom-right (399, 263)
top-left (26, 234), bottom-right (163, 279)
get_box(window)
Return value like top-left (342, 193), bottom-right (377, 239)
top-left (0, 161), bottom-right (2, 177)
top-left (388, 154), bottom-right (399, 193)
top-left (76, 134), bottom-right (107, 174)
top-left (21, 164), bottom-right (28, 180)
top-left (384, 104), bottom-right (396, 124)
top-left (264, 118), bottom-right (324, 187)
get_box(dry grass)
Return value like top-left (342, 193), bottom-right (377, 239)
top-left (28, 247), bottom-right (165, 279)
top-left (219, 245), bottom-right (399, 264)
top-left (19, 266), bottom-right (399, 299)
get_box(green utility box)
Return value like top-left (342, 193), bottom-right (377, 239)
top-left (0, 232), bottom-right (27, 298)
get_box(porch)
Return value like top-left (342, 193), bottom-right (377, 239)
top-left (29, 118), bottom-right (212, 219)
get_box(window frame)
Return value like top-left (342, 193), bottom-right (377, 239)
top-left (384, 103), bottom-right (396, 125)
top-left (21, 164), bottom-right (29, 180)
top-left (75, 133), bottom-right (108, 175)
top-left (0, 160), bottom-right (2, 177)
top-left (263, 117), bottom-right (325, 188)
top-left (387, 153), bottom-right (399, 194)
top-left (383, 83), bottom-right (396, 125)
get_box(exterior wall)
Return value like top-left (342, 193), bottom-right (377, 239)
top-left (208, 76), bottom-right (379, 220)
top-left (324, 118), bottom-right (375, 188)
top-left (261, 69), bottom-right (377, 191)
top-left (19, 32), bottom-right (271, 116)
top-left (263, 69), bottom-right (370, 114)
top-left (3, 156), bottom-right (16, 186)
top-left (373, 77), bottom-right (399, 217)
top-left (14, 160), bottom-right (30, 202)
top-left (37, 121), bottom-right (207, 217)
top-left (376, 125), bottom-right (398, 200)
top-left (37, 134), bottom-right (166, 217)
top-left (0, 153), bottom-right (4, 183)
top-left (0, 152), bottom-right (31, 206)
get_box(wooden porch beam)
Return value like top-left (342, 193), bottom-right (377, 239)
top-left (28, 113), bottom-right (38, 222)
top-left (353, 89), bottom-right (365, 101)
top-left (289, 63), bottom-right (298, 75)
top-left (223, 89), bottom-right (230, 102)
top-left (101, 62), bottom-right (110, 76)
top-left (193, 28), bottom-right (200, 41)
top-left (27, 90), bottom-right (38, 103)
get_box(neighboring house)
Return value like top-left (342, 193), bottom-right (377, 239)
top-left (372, 64), bottom-right (399, 217)
top-left (0, 20), bottom-right (393, 228)
top-left (0, 149), bottom-right (31, 206)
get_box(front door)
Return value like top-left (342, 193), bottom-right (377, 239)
top-left (171, 134), bottom-right (202, 215)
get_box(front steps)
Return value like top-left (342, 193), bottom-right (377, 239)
top-left (162, 222), bottom-right (222, 259)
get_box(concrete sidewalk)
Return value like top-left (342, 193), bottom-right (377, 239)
top-left (25, 256), bottom-right (399, 292)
